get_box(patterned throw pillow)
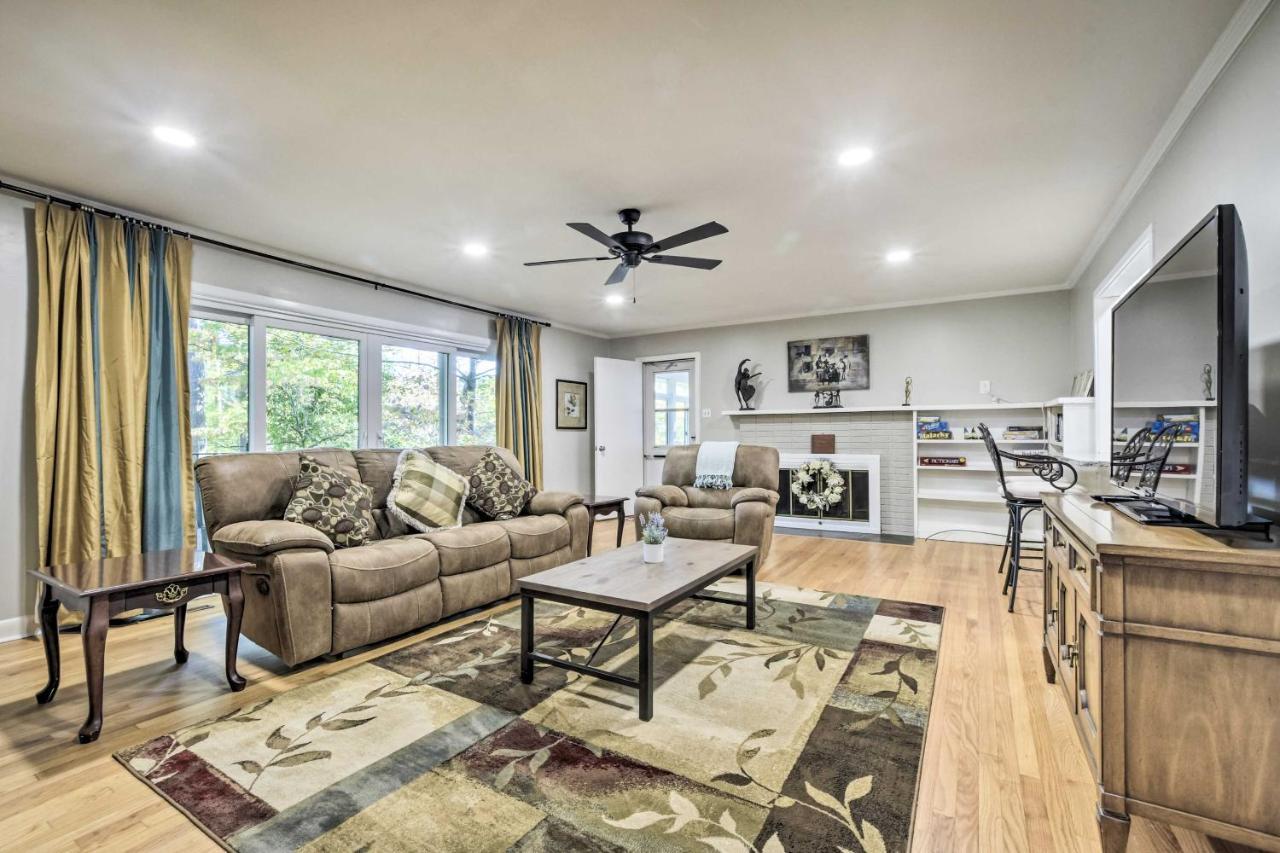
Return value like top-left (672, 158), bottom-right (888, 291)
top-left (284, 455), bottom-right (375, 548)
top-left (466, 448), bottom-right (536, 520)
top-left (388, 449), bottom-right (470, 532)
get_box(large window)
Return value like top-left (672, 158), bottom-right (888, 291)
top-left (381, 344), bottom-right (444, 448)
top-left (454, 355), bottom-right (497, 445)
top-left (188, 310), bottom-right (494, 457)
top-left (266, 327), bottom-right (360, 450)
top-left (188, 317), bottom-right (249, 456)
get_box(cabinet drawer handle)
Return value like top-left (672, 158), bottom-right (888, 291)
top-left (1060, 643), bottom-right (1078, 666)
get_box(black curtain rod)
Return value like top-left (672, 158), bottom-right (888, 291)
top-left (0, 179), bottom-right (550, 327)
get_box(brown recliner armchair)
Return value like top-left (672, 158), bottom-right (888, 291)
top-left (634, 444), bottom-right (780, 565)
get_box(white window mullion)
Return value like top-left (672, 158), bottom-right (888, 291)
top-left (248, 315), bottom-right (267, 451)
top-left (365, 335), bottom-right (385, 447)
top-left (444, 353), bottom-right (457, 445)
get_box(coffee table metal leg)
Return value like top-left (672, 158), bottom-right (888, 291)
top-left (638, 612), bottom-right (654, 721)
top-left (520, 594), bottom-right (535, 684)
top-left (79, 596), bottom-right (109, 744)
top-left (745, 558), bottom-right (757, 630)
top-left (35, 583), bottom-right (60, 705)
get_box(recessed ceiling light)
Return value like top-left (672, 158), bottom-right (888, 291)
top-left (152, 125), bottom-right (197, 148)
top-left (837, 146), bottom-right (874, 167)
top-left (462, 242), bottom-right (489, 258)
top-left (885, 248), bottom-right (913, 264)
top-left (605, 293), bottom-right (625, 305)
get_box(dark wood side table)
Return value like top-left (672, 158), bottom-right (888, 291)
top-left (580, 495), bottom-right (627, 555)
top-left (28, 548), bottom-right (251, 744)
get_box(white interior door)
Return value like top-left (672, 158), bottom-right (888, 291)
top-left (593, 357), bottom-right (644, 514)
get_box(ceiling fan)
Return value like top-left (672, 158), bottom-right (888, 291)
top-left (524, 208), bottom-right (727, 287)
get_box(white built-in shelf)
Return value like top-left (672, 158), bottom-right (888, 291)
top-left (917, 438), bottom-right (1046, 444)
top-left (915, 465), bottom-right (1036, 474)
top-left (1112, 440), bottom-right (1200, 448)
top-left (1114, 400), bottom-right (1216, 408)
top-left (918, 489), bottom-right (1004, 505)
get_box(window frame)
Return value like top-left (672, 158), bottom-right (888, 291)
top-left (189, 298), bottom-right (494, 455)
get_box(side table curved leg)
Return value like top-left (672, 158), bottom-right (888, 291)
top-left (223, 574), bottom-right (247, 692)
top-left (35, 583), bottom-right (60, 705)
top-left (78, 596), bottom-right (109, 744)
top-left (173, 604), bottom-right (189, 664)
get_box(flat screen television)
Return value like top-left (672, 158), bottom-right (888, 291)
top-left (1110, 204), bottom-right (1248, 528)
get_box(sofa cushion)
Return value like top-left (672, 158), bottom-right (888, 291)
top-left (466, 448), bottom-right (536, 520)
top-left (662, 506), bottom-right (735, 540)
top-left (682, 486), bottom-right (746, 509)
top-left (418, 522), bottom-right (511, 575)
top-left (388, 449), bottom-right (470, 532)
top-left (329, 538), bottom-right (441, 604)
top-left (496, 515), bottom-right (571, 559)
top-left (283, 454), bottom-right (375, 548)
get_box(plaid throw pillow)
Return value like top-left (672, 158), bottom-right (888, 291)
top-left (466, 448), bottom-right (536, 520)
top-left (388, 449), bottom-right (470, 532)
top-left (283, 454), bottom-right (375, 548)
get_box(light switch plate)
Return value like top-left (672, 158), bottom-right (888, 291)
top-left (702, 408), bottom-right (711, 418)
top-left (979, 380), bottom-right (991, 394)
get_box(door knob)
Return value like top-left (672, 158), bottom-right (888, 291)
top-left (597, 445), bottom-right (606, 452)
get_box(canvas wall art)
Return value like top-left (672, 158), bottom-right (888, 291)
top-left (787, 335), bottom-right (869, 392)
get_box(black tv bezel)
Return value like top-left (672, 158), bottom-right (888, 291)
top-left (1109, 204), bottom-right (1248, 528)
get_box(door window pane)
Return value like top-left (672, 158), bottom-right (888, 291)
top-left (381, 345), bottom-right (443, 448)
top-left (188, 318), bottom-right (249, 457)
top-left (455, 355), bottom-right (497, 445)
top-left (265, 327), bottom-right (360, 450)
top-left (652, 368), bottom-right (691, 448)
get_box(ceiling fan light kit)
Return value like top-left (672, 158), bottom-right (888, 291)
top-left (524, 208), bottom-right (727, 293)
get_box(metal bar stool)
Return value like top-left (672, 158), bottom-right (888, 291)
top-left (978, 423), bottom-right (1078, 612)
top-left (1112, 423), bottom-right (1183, 494)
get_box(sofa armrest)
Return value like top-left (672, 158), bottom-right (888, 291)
top-left (731, 488), bottom-right (778, 508)
top-left (635, 485), bottom-right (689, 507)
top-left (526, 491), bottom-right (584, 515)
top-left (213, 520), bottom-right (335, 556)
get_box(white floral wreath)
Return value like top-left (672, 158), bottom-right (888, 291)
top-left (790, 459), bottom-right (845, 512)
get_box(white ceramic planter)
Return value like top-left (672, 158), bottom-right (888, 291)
top-left (642, 542), bottom-right (665, 563)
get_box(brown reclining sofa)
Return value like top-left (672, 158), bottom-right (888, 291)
top-left (195, 445), bottom-right (587, 666)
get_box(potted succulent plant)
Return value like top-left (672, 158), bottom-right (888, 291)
top-left (640, 513), bottom-right (668, 563)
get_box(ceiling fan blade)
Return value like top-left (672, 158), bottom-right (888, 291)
top-left (523, 256), bottom-right (611, 266)
top-left (648, 221), bottom-right (728, 253)
top-left (567, 222), bottom-right (625, 251)
top-left (604, 263), bottom-right (630, 286)
top-left (646, 255), bottom-right (722, 270)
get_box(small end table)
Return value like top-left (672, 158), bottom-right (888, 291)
top-left (581, 495), bottom-right (627, 555)
top-left (29, 548), bottom-right (251, 744)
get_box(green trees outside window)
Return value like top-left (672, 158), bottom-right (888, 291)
top-left (381, 345), bottom-right (443, 448)
top-left (266, 328), bottom-right (360, 450)
top-left (189, 318), bottom-right (249, 456)
top-left (455, 355), bottom-right (497, 445)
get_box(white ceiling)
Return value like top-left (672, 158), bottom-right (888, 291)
top-left (0, 0), bottom-right (1241, 336)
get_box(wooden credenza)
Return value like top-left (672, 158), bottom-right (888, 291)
top-left (1040, 492), bottom-right (1280, 853)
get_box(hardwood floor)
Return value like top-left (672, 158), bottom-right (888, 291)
top-left (0, 523), bottom-right (1237, 852)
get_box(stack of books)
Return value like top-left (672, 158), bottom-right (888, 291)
top-left (1154, 413), bottom-right (1199, 442)
top-left (917, 416), bottom-right (953, 440)
top-left (919, 456), bottom-right (966, 467)
top-left (1002, 425), bottom-right (1044, 441)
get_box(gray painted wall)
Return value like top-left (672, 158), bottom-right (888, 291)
top-left (610, 289), bottom-right (1073, 442)
top-left (1068, 3), bottom-right (1280, 521)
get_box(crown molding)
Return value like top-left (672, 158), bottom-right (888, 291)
top-left (1062, 0), bottom-right (1273, 292)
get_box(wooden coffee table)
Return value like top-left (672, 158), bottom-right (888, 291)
top-left (28, 548), bottom-right (251, 743)
top-left (517, 538), bottom-right (757, 721)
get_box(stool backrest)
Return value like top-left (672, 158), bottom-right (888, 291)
top-left (978, 423), bottom-right (1013, 501)
top-left (1136, 423), bottom-right (1183, 493)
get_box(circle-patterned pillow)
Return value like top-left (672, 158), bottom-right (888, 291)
top-left (465, 449), bottom-right (536, 520)
top-left (284, 454), bottom-right (375, 548)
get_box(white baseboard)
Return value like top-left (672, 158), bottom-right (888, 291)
top-left (0, 614), bottom-right (35, 643)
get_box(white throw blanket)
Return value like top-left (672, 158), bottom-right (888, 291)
top-left (694, 441), bottom-right (739, 490)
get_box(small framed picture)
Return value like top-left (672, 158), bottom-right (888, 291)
top-left (556, 379), bottom-right (588, 430)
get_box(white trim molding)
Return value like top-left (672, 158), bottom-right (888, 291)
top-left (1063, 0), bottom-right (1273, 292)
top-left (776, 452), bottom-right (882, 535)
top-left (0, 614), bottom-right (35, 644)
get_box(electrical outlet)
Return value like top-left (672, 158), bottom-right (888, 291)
top-left (979, 380), bottom-right (991, 395)
top-left (701, 408), bottom-right (711, 418)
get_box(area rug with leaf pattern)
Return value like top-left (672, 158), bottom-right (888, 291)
top-left (116, 578), bottom-right (943, 852)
